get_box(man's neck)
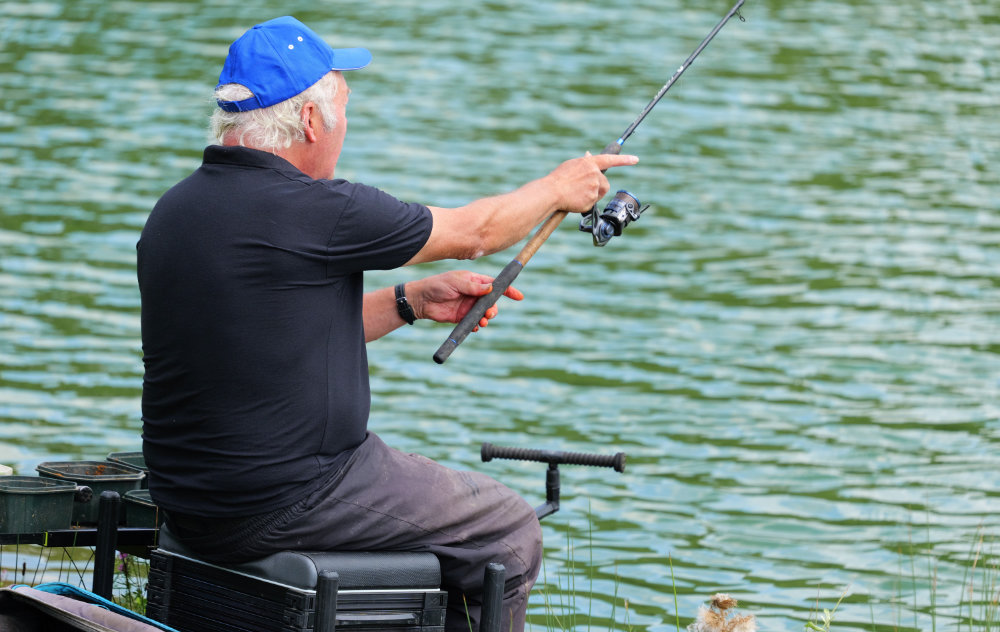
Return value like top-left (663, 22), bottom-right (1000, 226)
top-left (223, 139), bottom-right (329, 180)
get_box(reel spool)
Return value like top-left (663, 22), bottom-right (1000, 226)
top-left (579, 189), bottom-right (650, 247)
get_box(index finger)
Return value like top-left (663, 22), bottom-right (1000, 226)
top-left (503, 285), bottom-right (524, 301)
top-left (590, 153), bottom-right (639, 170)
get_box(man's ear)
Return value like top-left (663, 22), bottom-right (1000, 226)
top-left (301, 102), bottom-right (320, 143)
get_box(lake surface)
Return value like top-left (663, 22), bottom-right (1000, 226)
top-left (2, 0), bottom-right (998, 629)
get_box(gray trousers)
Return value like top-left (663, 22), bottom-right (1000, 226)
top-left (236, 433), bottom-right (543, 632)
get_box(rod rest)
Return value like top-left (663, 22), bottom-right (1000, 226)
top-left (156, 524), bottom-right (441, 590)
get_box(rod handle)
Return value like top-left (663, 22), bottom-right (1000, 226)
top-left (481, 442), bottom-right (626, 473)
top-left (433, 259), bottom-right (524, 364)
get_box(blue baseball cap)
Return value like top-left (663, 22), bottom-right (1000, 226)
top-left (216, 16), bottom-right (372, 112)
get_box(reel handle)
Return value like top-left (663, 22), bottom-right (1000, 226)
top-left (481, 442), bottom-right (626, 473)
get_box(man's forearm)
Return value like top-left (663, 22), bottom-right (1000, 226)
top-left (406, 153), bottom-right (637, 266)
top-left (362, 286), bottom-right (408, 342)
top-left (414, 177), bottom-right (561, 264)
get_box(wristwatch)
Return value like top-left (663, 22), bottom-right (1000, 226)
top-left (394, 283), bottom-right (416, 325)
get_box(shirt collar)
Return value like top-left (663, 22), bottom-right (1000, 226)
top-left (202, 145), bottom-right (304, 176)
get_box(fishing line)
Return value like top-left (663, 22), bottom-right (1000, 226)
top-left (615, 0), bottom-right (747, 148)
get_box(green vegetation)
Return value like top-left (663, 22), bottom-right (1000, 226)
top-left (113, 552), bottom-right (148, 615)
top-left (3, 528), bottom-right (999, 631)
top-left (798, 529), bottom-right (999, 632)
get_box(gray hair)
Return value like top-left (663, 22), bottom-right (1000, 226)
top-left (210, 72), bottom-right (339, 150)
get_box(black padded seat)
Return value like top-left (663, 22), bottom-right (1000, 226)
top-left (147, 526), bottom-right (448, 632)
top-left (155, 526), bottom-right (441, 590)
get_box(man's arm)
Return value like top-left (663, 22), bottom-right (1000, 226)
top-left (362, 271), bottom-right (524, 343)
top-left (405, 153), bottom-right (638, 265)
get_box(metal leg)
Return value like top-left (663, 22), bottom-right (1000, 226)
top-left (480, 562), bottom-right (505, 632)
top-left (315, 570), bottom-right (340, 631)
top-left (93, 491), bottom-right (121, 599)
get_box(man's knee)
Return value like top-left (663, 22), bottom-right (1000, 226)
top-left (526, 516), bottom-right (543, 581)
top-left (507, 498), bottom-right (543, 585)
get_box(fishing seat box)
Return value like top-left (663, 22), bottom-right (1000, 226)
top-left (146, 528), bottom-right (447, 632)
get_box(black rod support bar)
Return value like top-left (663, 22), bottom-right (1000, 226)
top-left (481, 443), bottom-right (626, 473)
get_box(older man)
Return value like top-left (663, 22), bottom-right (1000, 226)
top-left (137, 15), bottom-right (636, 632)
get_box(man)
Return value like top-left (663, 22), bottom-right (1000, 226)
top-left (137, 16), bottom-right (636, 632)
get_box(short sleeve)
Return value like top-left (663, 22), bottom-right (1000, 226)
top-left (321, 180), bottom-right (433, 273)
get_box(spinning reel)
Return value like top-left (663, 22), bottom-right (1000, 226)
top-left (579, 189), bottom-right (650, 247)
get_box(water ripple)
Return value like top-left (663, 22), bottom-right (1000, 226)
top-left (3, 0), bottom-right (1000, 629)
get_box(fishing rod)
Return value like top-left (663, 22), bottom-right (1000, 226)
top-left (433, 0), bottom-right (746, 364)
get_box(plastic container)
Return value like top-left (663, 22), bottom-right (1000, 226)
top-left (123, 489), bottom-right (162, 528)
top-left (0, 476), bottom-right (77, 533)
top-left (106, 451), bottom-right (148, 489)
top-left (36, 461), bottom-right (144, 525)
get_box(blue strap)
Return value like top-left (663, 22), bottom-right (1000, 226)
top-left (11, 582), bottom-right (180, 631)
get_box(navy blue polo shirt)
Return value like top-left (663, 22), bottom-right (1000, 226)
top-left (137, 145), bottom-right (432, 517)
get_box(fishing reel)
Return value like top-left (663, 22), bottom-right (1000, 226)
top-left (578, 189), bottom-right (650, 247)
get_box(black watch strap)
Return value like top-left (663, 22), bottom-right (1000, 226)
top-left (394, 283), bottom-right (416, 325)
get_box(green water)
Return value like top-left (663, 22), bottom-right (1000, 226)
top-left (2, 0), bottom-right (998, 629)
